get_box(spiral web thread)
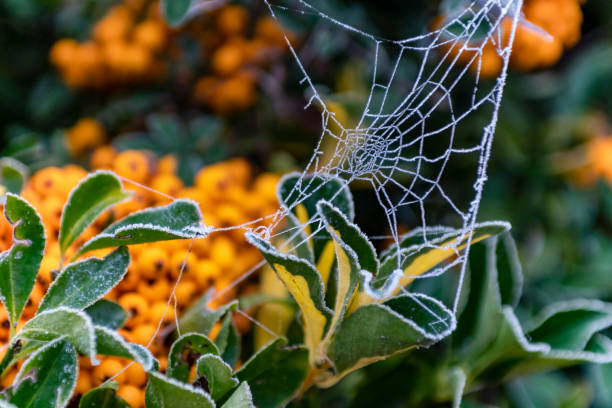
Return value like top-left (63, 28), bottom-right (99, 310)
top-left (108, 0), bottom-right (524, 382)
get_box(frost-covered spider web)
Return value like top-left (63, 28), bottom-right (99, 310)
top-left (112, 0), bottom-right (526, 378)
top-left (243, 0), bottom-right (524, 312)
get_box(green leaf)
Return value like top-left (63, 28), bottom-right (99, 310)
top-left (18, 307), bottom-right (97, 363)
top-left (76, 199), bottom-right (208, 258)
top-left (195, 354), bottom-right (238, 401)
top-left (179, 291), bottom-right (238, 336)
top-left (329, 294), bottom-right (456, 384)
top-left (59, 171), bottom-right (131, 255)
top-left (236, 338), bottom-right (309, 408)
top-left (95, 326), bottom-right (155, 371)
top-left (278, 173), bottom-right (354, 222)
top-left (167, 333), bottom-right (219, 382)
top-left (10, 338), bottom-right (77, 408)
top-left (0, 193), bottom-right (45, 327)
top-left (161, 0), bottom-right (192, 27)
top-left (85, 299), bottom-right (128, 330)
top-left (38, 247), bottom-right (129, 313)
top-left (215, 313), bottom-right (240, 368)
top-left (145, 371), bottom-right (215, 408)
top-left (316, 201), bottom-right (362, 350)
top-left (354, 222), bottom-right (509, 310)
top-left (79, 382), bottom-right (130, 408)
top-left (316, 200), bottom-right (378, 273)
top-left (495, 232), bottom-right (523, 308)
top-left (247, 232), bottom-right (332, 367)
top-left (277, 173), bottom-right (354, 260)
top-left (221, 382), bottom-right (254, 408)
top-left (0, 158), bottom-right (27, 194)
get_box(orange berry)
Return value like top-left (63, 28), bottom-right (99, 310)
top-left (133, 20), bottom-right (167, 53)
top-left (191, 237), bottom-right (210, 258)
top-left (136, 246), bottom-right (169, 279)
top-left (215, 203), bottom-right (245, 227)
top-left (75, 372), bottom-right (92, 395)
top-left (209, 236), bottom-right (236, 268)
top-left (125, 362), bottom-right (147, 387)
top-left (212, 72), bottom-right (257, 113)
top-left (194, 259), bottom-right (220, 287)
top-left (150, 173), bottom-right (183, 197)
top-left (65, 118), bottom-right (106, 157)
top-left (193, 76), bottom-right (221, 106)
top-left (118, 385), bottom-right (145, 408)
top-left (91, 146), bottom-right (117, 170)
top-left (0, 308), bottom-right (9, 343)
top-left (174, 280), bottom-right (197, 308)
top-left (31, 167), bottom-right (64, 196)
top-left (212, 43), bottom-right (245, 76)
top-left (113, 150), bottom-right (150, 183)
top-left (253, 173), bottom-right (280, 203)
top-left (524, 0), bottom-right (582, 48)
top-left (50, 38), bottom-right (79, 67)
top-left (1, 369), bottom-right (16, 389)
top-left (40, 195), bottom-right (63, 230)
top-left (131, 323), bottom-right (156, 345)
top-left (0, 214), bottom-right (13, 252)
top-left (118, 293), bottom-right (149, 328)
top-left (122, 43), bottom-right (153, 76)
top-left (168, 250), bottom-right (198, 279)
top-left (137, 278), bottom-right (171, 303)
top-left (117, 268), bottom-right (140, 292)
top-left (149, 300), bottom-right (176, 324)
top-left (216, 5), bottom-right (249, 36)
top-left (255, 17), bottom-right (288, 48)
top-left (157, 155), bottom-right (178, 174)
top-left (93, 6), bottom-right (133, 43)
top-left (92, 358), bottom-right (127, 385)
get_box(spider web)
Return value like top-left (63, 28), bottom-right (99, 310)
top-left (246, 0), bottom-right (524, 314)
top-left (110, 0), bottom-right (525, 380)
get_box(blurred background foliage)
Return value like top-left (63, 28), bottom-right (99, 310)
top-left (2, 0), bottom-right (612, 406)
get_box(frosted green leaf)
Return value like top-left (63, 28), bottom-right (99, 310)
top-left (38, 247), bottom-right (129, 313)
top-left (236, 338), bottom-right (309, 408)
top-left (95, 326), bottom-right (155, 371)
top-left (18, 307), bottom-right (97, 363)
top-left (215, 313), bottom-right (240, 368)
top-left (167, 333), bottom-right (219, 382)
top-left (221, 382), bottom-right (254, 408)
top-left (145, 371), bottom-right (215, 408)
top-left (329, 294), bottom-right (456, 382)
top-left (162, 0), bottom-right (192, 26)
top-left (79, 381), bottom-right (130, 408)
top-left (10, 338), bottom-right (77, 408)
top-left (85, 299), bottom-right (128, 330)
top-left (0, 157), bottom-right (27, 194)
top-left (195, 354), bottom-right (238, 401)
top-left (59, 171), bottom-right (131, 255)
top-left (179, 290), bottom-right (237, 336)
top-left (0, 193), bottom-right (45, 327)
top-left (76, 199), bottom-right (208, 258)
top-left (277, 173), bottom-right (354, 261)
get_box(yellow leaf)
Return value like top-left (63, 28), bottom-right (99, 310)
top-left (316, 241), bottom-right (335, 289)
top-left (254, 266), bottom-right (295, 350)
top-left (274, 263), bottom-right (328, 365)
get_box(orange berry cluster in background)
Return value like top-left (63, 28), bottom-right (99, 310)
top-left (49, 0), bottom-right (168, 88)
top-left (191, 5), bottom-right (293, 114)
top-left (0, 150), bottom-right (281, 406)
top-left (437, 0), bottom-right (583, 78)
top-left (509, 0), bottom-right (583, 72)
top-left (65, 117), bottom-right (107, 157)
top-left (568, 136), bottom-right (612, 187)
